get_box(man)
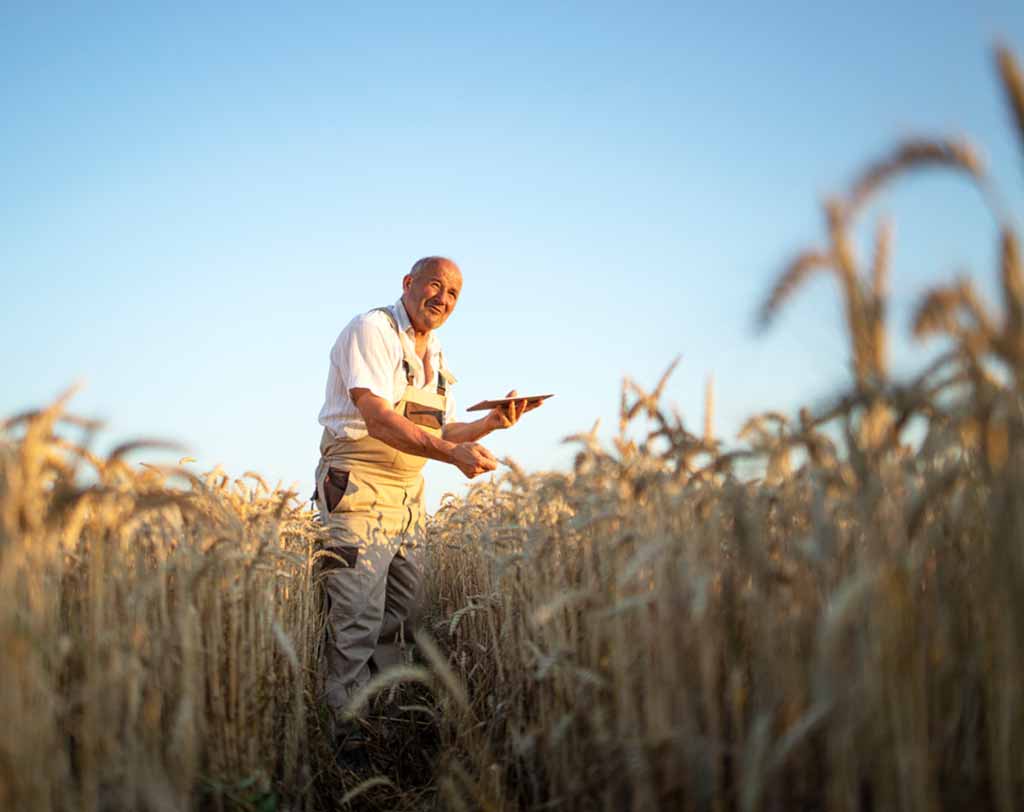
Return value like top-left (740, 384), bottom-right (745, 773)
top-left (313, 255), bottom-right (539, 762)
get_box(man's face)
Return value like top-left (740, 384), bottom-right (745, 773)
top-left (402, 262), bottom-right (463, 332)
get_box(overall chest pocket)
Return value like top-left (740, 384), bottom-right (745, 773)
top-left (403, 401), bottom-right (444, 430)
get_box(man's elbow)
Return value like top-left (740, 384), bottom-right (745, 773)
top-left (363, 410), bottom-right (398, 443)
top-left (363, 415), bottom-right (387, 441)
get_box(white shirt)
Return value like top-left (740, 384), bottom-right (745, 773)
top-left (318, 299), bottom-right (457, 440)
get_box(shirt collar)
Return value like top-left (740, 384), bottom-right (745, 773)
top-left (393, 298), bottom-right (441, 352)
top-left (392, 298), bottom-right (456, 383)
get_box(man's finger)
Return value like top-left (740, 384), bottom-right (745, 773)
top-left (504, 390), bottom-right (518, 424)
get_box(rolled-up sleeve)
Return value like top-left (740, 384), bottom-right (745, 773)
top-left (334, 315), bottom-right (399, 403)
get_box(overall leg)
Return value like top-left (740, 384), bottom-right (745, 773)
top-left (320, 511), bottom-right (397, 720)
top-left (374, 479), bottom-right (426, 670)
top-left (374, 546), bottom-right (423, 669)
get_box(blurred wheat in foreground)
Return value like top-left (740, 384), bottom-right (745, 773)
top-left (4, 44), bottom-right (1024, 812)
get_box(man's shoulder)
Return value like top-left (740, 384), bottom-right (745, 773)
top-left (337, 307), bottom-right (400, 346)
top-left (342, 307), bottom-right (393, 331)
top-left (360, 306), bottom-right (400, 332)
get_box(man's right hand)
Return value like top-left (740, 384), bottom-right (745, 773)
top-left (451, 442), bottom-right (498, 478)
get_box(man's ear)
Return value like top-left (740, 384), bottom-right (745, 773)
top-left (402, 274), bottom-right (412, 292)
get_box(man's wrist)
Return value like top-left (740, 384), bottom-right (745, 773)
top-left (437, 437), bottom-right (459, 463)
top-left (480, 413), bottom-right (500, 436)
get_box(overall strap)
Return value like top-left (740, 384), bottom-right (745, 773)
top-left (371, 306), bottom-right (414, 386)
top-left (437, 351), bottom-right (447, 396)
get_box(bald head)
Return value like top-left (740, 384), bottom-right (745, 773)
top-left (402, 256), bottom-right (463, 333)
top-left (408, 256), bottom-right (461, 281)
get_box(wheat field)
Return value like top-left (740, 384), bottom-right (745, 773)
top-left (2, 44), bottom-right (1024, 812)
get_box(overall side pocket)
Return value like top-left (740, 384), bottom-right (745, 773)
top-left (323, 468), bottom-right (351, 513)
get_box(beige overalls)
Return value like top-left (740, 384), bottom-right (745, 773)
top-left (314, 307), bottom-right (450, 718)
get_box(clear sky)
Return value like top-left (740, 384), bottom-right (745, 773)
top-left (4, 2), bottom-right (1023, 508)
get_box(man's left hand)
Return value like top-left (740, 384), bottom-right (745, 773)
top-left (486, 389), bottom-right (542, 431)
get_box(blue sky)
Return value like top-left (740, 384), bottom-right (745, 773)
top-left (3, 2), bottom-right (1023, 508)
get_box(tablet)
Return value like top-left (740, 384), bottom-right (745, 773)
top-left (466, 394), bottom-right (554, 412)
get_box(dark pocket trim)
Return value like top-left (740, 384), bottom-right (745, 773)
top-left (323, 468), bottom-right (351, 513)
top-left (320, 545), bottom-right (359, 571)
top-left (404, 403), bottom-right (444, 430)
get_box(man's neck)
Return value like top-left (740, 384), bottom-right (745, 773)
top-left (400, 300), bottom-right (431, 354)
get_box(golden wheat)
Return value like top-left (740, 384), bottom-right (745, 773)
top-left (3, 39), bottom-right (1024, 812)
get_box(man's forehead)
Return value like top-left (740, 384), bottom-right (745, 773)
top-left (417, 264), bottom-right (462, 287)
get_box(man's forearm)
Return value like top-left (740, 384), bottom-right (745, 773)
top-left (442, 417), bottom-right (494, 444)
top-left (351, 389), bottom-right (498, 478)
top-left (364, 403), bottom-right (458, 463)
